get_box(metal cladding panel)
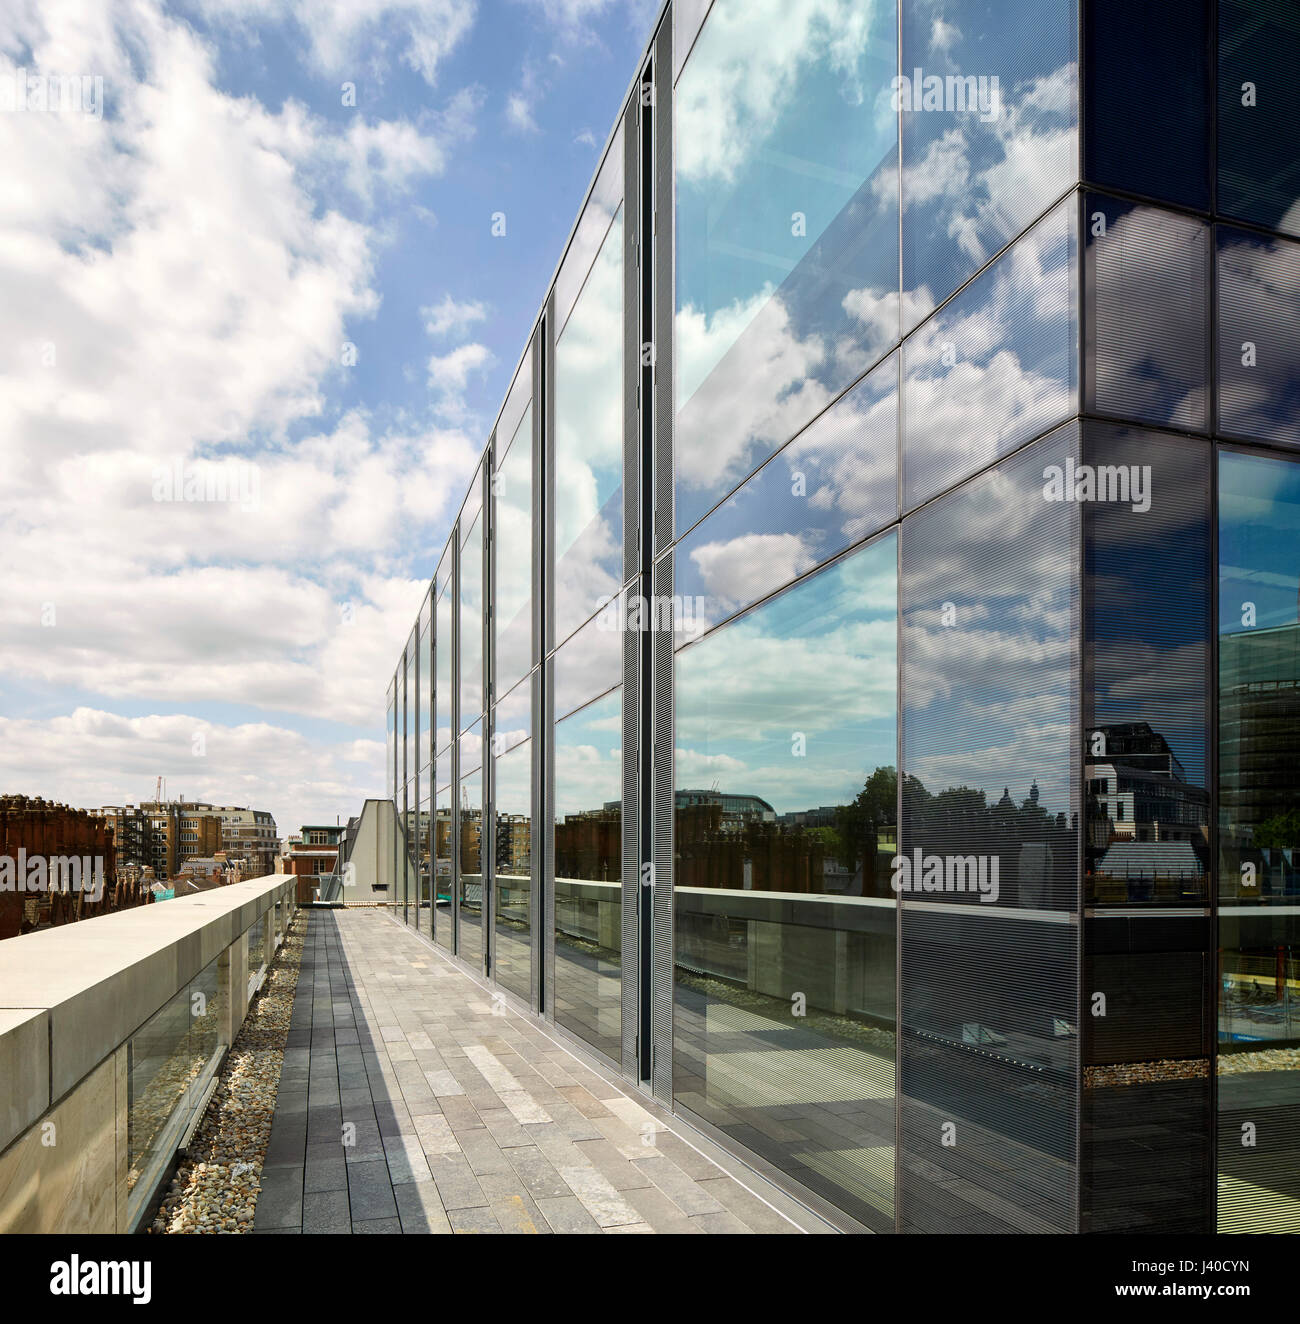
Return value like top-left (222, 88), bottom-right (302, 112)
top-left (623, 94), bottom-right (641, 589)
top-left (651, 551), bottom-right (674, 1103)
top-left (542, 650), bottom-right (556, 1019)
top-left (653, 17), bottom-right (674, 560)
top-left (621, 598), bottom-right (640, 1077)
top-left (620, 89), bottom-right (641, 1079)
top-left (649, 13), bottom-right (674, 1105)
top-left (1217, 225), bottom-right (1300, 450)
top-left (1084, 193), bottom-right (1211, 433)
top-left (899, 427), bottom-right (1081, 1234)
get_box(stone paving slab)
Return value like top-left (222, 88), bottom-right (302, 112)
top-left (253, 909), bottom-right (813, 1235)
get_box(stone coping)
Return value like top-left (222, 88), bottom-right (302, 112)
top-left (0, 875), bottom-right (293, 1155)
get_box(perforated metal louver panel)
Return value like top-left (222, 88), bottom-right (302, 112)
top-left (621, 94), bottom-right (641, 1075)
top-left (1085, 194), bottom-right (1210, 432)
top-left (899, 427), bottom-right (1081, 1234)
top-left (1217, 225), bottom-right (1300, 449)
top-left (651, 551), bottom-right (674, 1103)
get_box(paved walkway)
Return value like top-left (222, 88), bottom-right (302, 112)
top-left (254, 909), bottom-right (814, 1234)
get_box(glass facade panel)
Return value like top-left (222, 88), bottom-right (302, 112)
top-left (900, 0), bottom-right (1077, 333)
top-left (903, 198), bottom-right (1076, 511)
top-left (553, 688), bottom-right (622, 1062)
top-left (127, 956), bottom-right (221, 1217)
top-left (496, 403), bottom-right (533, 697)
top-left (435, 781), bottom-right (453, 951)
top-left (1084, 0), bottom-right (1210, 209)
top-left (461, 501), bottom-right (484, 730)
top-left (418, 785), bottom-right (432, 924)
top-left (1217, 225), bottom-right (1300, 449)
top-left (385, 683), bottom-right (395, 800)
top-left (437, 577), bottom-right (453, 755)
top-left (1084, 195), bottom-right (1210, 431)
top-left (674, 351), bottom-right (898, 647)
top-left (1218, 0), bottom-right (1300, 239)
top-left (674, 0), bottom-right (899, 538)
top-left (673, 534), bottom-right (898, 1232)
top-left (553, 593), bottom-right (622, 722)
top-left (554, 206), bottom-right (623, 646)
top-left (1218, 448), bottom-right (1300, 1233)
top-left (493, 731), bottom-right (532, 1003)
top-left (419, 611), bottom-right (431, 772)
top-left (458, 723), bottom-right (484, 971)
top-left (1081, 424), bottom-right (1213, 1233)
top-left (899, 428), bottom-right (1080, 1233)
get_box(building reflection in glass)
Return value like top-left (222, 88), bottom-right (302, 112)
top-left (1218, 449), bottom-right (1300, 1232)
top-left (494, 722), bottom-right (532, 1004)
top-left (458, 721), bottom-right (484, 971)
top-left (672, 532), bottom-right (897, 1231)
top-left (553, 688), bottom-right (622, 1062)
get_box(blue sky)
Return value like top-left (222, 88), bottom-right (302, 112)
top-left (0, 0), bottom-right (658, 840)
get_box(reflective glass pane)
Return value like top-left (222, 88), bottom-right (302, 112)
top-left (675, 0), bottom-right (899, 537)
top-left (403, 644), bottom-right (415, 785)
top-left (901, 0), bottom-right (1077, 332)
top-left (419, 615), bottom-right (431, 771)
top-left (674, 352), bottom-right (898, 647)
top-left (903, 198), bottom-right (1076, 511)
top-left (460, 504), bottom-right (484, 729)
top-left (1081, 424), bottom-right (1213, 1233)
top-left (435, 782), bottom-right (452, 951)
top-left (386, 685), bottom-right (395, 800)
top-left (555, 208), bottom-right (623, 646)
top-left (1217, 225), bottom-right (1300, 449)
top-left (436, 582), bottom-right (453, 754)
top-left (494, 733), bottom-right (532, 1003)
top-left (1219, 0), bottom-right (1300, 239)
top-left (1085, 0), bottom-right (1210, 209)
top-left (459, 726), bottom-right (484, 970)
top-left (417, 786), bottom-right (432, 927)
top-left (127, 956), bottom-right (221, 1216)
top-left (899, 427), bottom-right (1080, 1233)
top-left (554, 689), bottom-right (622, 1061)
top-left (1218, 449), bottom-right (1300, 1233)
top-left (673, 534), bottom-right (898, 1231)
top-left (496, 404), bottom-right (533, 696)
top-left (554, 593), bottom-right (622, 722)
top-left (1084, 195), bottom-right (1210, 431)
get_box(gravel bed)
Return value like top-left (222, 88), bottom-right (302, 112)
top-left (150, 916), bottom-right (305, 1234)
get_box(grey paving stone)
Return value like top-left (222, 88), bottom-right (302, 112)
top-left (347, 1159), bottom-right (399, 1221)
top-left (533, 1194), bottom-right (602, 1234)
top-left (352, 1218), bottom-right (403, 1233)
top-left (448, 1207), bottom-right (503, 1234)
top-left (393, 1181), bottom-right (453, 1234)
top-left (302, 1188), bottom-right (351, 1234)
top-left (253, 1164), bottom-right (303, 1230)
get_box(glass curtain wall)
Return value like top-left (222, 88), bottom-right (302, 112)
top-left (1218, 449), bottom-right (1300, 1233)
top-left (550, 136), bottom-right (625, 1059)
top-left (673, 535), bottom-right (899, 1232)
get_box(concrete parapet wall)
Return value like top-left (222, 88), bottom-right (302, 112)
top-left (0, 874), bottom-right (295, 1232)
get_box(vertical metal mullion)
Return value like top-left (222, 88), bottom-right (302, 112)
top-left (542, 292), bottom-right (557, 1022)
top-left (531, 319), bottom-right (545, 1016)
top-left (484, 447), bottom-right (495, 978)
top-left (451, 522), bottom-right (460, 958)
